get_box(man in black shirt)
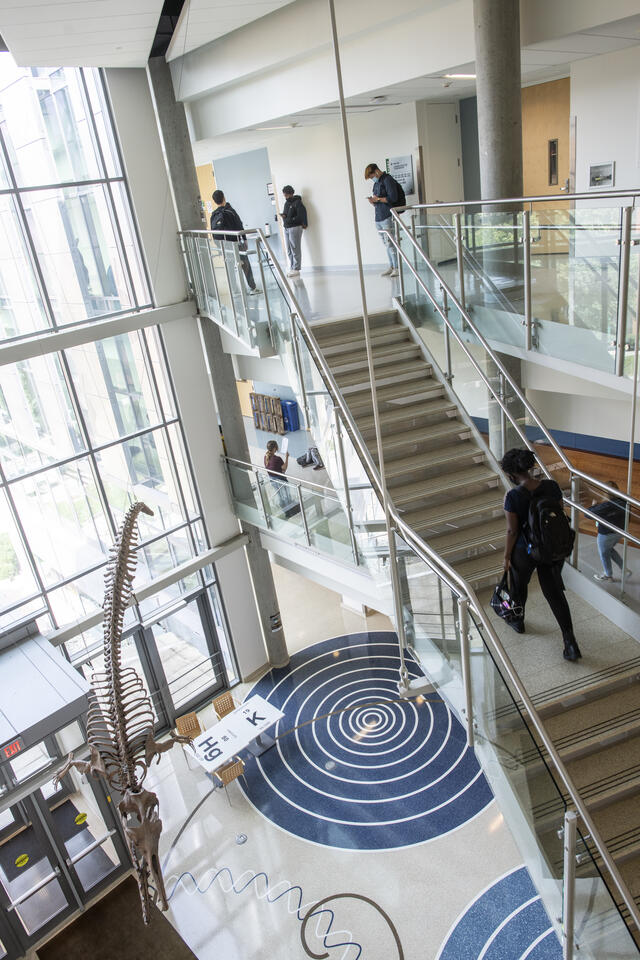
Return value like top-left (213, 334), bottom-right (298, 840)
top-left (364, 162), bottom-right (405, 277)
top-left (281, 185), bottom-right (308, 278)
top-left (590, 481), bottom-right (629, 581)
top-left (210, 190), bottom-right (259, 294)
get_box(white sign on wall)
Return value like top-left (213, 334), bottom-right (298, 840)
top-left (386, 155), bottom-right (414, 195)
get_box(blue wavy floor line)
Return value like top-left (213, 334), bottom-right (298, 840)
top-left (167, 867), bottom-right (362, 959)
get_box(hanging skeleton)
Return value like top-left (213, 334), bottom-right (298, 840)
top-left (55, 501), bottom-right (192, 924)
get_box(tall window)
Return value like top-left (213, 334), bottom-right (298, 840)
top-left (0, 60), bottom-right (152, 343)
top-left (0, 58), bottom-right (238, 694)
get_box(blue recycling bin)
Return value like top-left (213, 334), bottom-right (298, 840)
top-left (280, 399), bottom-right (300, 432)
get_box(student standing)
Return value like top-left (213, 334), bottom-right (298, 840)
top-left (282, 185), bottom-right (308, 277)
top-left (210, 189), bottom-right (260, 295)
top-left (500, 448), bottom-right (581, 662)
top-left (591, 481), bottom-right (630, 581)
top-left (264, 439), bottom-right (290, 509)
top-left (364, 162), bottom-right (405, 277)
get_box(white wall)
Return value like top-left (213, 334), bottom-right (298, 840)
top-left (571, 45), bottom-right (640, 193)
top-left (265, 102), bottom-right (420, 268)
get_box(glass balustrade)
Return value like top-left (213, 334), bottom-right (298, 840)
top-left (182, 224), bottom-right (640, 953)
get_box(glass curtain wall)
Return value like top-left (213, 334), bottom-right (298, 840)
top-left (0, 57), bottom-right (238, 703)
top-left (0, 59), bottom-right (151, 343)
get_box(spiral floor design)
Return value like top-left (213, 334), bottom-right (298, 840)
top-left (437, 866), bottom-right (562, 959)
top-left (240, 632), bottom-right (493, 849)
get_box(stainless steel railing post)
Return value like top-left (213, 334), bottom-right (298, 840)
top-left (570, 474), bottom-right (580, 568)
top-left (396, 217), bottom-right (405, 304)
top-left (457, 596), bottom-right (474, 748)
top-left (334, 407), bottom-right (360, 566)
top-left (297, 482), bottom-right (311, 546)
top-left (289, 312), bottom-right (311, 429)
top-left (255, 236), bottom-right (274, 347)
top-left (615, 207), bottom-right (632, 377)
top-left (562, 810), bottom-right (577, 960)
top-left (523, 210), bottom-right (533, 351)
top-left (454, 212), bottom-right (467, 314)
top-left (441, 286), bottom-right (453, 382)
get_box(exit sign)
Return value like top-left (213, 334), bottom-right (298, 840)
top-left (1, 737), bottom-right (24, 760)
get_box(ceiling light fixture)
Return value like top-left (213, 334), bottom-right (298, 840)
top-left (255, 122), bottom-right (298, 131)
top-left (444, 73), bottom-right (476, 79)
top-left (370, 95), bottom-right (387, 103)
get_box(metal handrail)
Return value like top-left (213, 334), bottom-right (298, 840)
top-left (181, 226), bottom-right (640, 933)
top-left (390, 208), bottom-right (640, 521)
top-left (400, 188), bottom-right (640, 212)
top-left (225, 455), bottom-right (342, 499)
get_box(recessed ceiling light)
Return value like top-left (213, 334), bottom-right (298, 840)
top-left (444, 73), bottom-right (476, 79)
top-left (370, 95), bottom-right (387, 103)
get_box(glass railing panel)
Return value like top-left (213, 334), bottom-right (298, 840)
top-left (572, 827), bottom-right (639, 959)
top-left (258, 473), bottom-right (307, 541)
top-left (300, 485), bottom-right (354, 564)
top-left (395, 535), bottom-right (462, 690)
top-left (227, 461), bottom-right (264, 526)
top-left (530, 207), bottom-right (622, 373)
top-left (624, 208), bottom-right (640, 378)
top-left (468, 611), bottom-right (567, 938)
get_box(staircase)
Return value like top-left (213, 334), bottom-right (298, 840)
top-left (311, 308), bottom-right (506, 591)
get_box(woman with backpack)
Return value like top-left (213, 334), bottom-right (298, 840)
top-left (500, 448), bottom-right (581, 662)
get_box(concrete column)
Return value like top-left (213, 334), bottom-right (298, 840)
top-left (473, 0), bottom-right (523, 201)
top-left (146, 56), bottom-right (289, 669)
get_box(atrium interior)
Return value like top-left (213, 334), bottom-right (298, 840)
top-left (0, 1), bottom-right (640, 958)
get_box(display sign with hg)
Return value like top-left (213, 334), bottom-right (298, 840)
top-left (386, 155), bottom-right (414, 195)
top-left (1, 736), bottom-right (24, 762)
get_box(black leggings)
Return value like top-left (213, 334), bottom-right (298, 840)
top-left (509, 542), bottom-right (574, 637)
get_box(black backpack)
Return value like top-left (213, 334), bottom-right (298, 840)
top-left (526, 487), bottom-right (575, 564)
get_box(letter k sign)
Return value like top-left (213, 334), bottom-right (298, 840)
top-left (246, 711), bottom-right (265, 727)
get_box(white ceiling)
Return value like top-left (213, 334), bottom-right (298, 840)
top-left (165, 0), bottom-right (296, 61)
top-left (0, 0), bottom-right (165, 68)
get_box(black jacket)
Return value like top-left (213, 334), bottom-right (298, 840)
top-left (282, 195), bottom-right (308, 228)
top-left (372, 172), bottom-right (405, 222)
top-left (591, 495), bottom-right (626, 535)
top-left (210, 203), bottom-right (245, 243)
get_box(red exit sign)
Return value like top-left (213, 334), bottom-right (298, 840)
top-left (2, 737), bottom-right (24, 760)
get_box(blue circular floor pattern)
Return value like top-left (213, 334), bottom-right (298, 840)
top-left (240, 632), bottom-right (493, 849)
top-left (437, 866), bottom-right (562, 959)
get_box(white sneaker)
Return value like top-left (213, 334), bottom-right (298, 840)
top-left (248, 287), bottom-right (261, 296)
top-left (594, 573), bottom-right (613, 581)
top-left (289, 270), bottom-right (300, 278)
top-left (380, 267), bottom-right (393, 277)
top-left (389, 268), bottom-right (399, 277)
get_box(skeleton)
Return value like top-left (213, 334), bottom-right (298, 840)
top-left (55, 501), bottom-right (192, 924)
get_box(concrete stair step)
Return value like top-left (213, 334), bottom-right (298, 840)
top-left (590, 795), bottom-right (640, 864)
top-left (392, 465), bottom-right (500, 507)
top-left (371, 419), bottom-right (473, 459)
top-left (403, 489), bottom-right (505, 531)
top-left (330, 342), bottom-right (421, 375)
top-left (384, 441), bottom-right (483, 479)
top-left (347, 378), bottom-right (441, 413)
top-left (319, 325), bottom-right (404, 355)
top-left (311, 311), bottom-right (396, 342)
top-left (428, 517), bottom-right (505, 560)
top-left (358, 397), bottom-right (457, 436)
top-left (452, 552), bottom-right (505, 589)
top-left (338, 359), bottom-right (429, 391)
top-left (544, 686), bottom-right (640, 761)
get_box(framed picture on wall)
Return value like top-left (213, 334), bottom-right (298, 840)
top-left (589, 161), bottom-right (615, 189)
top-left (267, 182), bottom-right (275, 197)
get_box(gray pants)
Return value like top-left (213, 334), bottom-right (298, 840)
top-left (285, 225), bottom-right (303, 271)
